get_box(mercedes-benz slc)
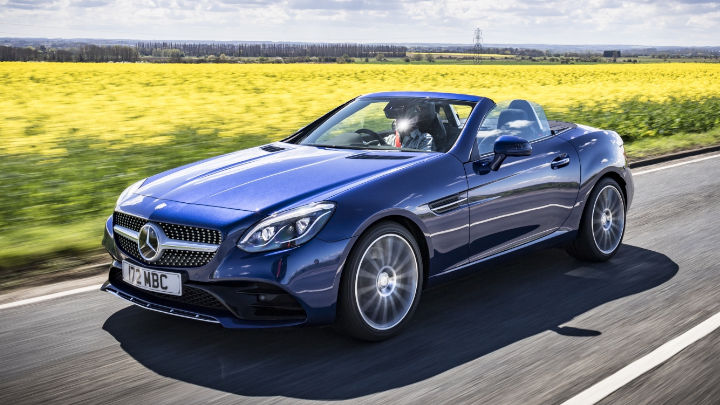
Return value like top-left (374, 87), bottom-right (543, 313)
top-left (101, 91), bottom-right (633, 341)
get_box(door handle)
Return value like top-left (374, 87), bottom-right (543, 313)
top-left (551, 154), bottom-right (570, 169)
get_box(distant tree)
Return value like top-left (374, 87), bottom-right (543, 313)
top-left (336, 54), bottom-right (354, 63)
top-left (425, 54), bottom-right (435, 62)
top-left (412, 53), bottom-right (423, 61)
top-left (168, 49), bottom-right (183, 62)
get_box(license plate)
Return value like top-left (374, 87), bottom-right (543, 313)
top-left (122, 261), bottom-right (182, 296)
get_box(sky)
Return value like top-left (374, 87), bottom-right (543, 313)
top-left (0, 0), bottom-right (718, 46)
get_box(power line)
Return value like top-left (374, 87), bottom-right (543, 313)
top-left (473, 27), bottom-right (483, 64)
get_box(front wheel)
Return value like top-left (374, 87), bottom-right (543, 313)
top-left (336, 222), bottom-right (423, 341)
top-left (568, 177), bottom-right (626, 261)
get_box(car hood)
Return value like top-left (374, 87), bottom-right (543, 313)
top-left (137, 143), bottom-right (433, 212)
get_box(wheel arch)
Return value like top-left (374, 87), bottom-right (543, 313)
top-left (599, 170), bottom-right (628, 207)
top-left (346, 213), bottom-right (431, 288)
top-left (562, 167), bottom-right (629, 232)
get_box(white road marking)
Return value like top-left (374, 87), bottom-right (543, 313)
top-left (562, 311), bottom-right (720, 405)
top-left (632, 153), bottom-right (720, 176)
top-left (0, 284), bottom-right (102, 310)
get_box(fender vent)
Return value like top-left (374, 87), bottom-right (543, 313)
top-left (428, 193), bottom-right (467, 214)
top-left (260, 144), bottom-right (287, 152)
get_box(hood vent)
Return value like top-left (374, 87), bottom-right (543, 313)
top-left (346, 153), bottom-right (413, 160)
top-left (260, 144), bottom-right (287, 153)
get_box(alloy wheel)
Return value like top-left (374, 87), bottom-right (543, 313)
top-left (354, 234), bottom-right (419, 331)
top-left (591, 185), bottom-right (625, 255)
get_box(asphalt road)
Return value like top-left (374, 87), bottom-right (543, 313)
top-left (2, 155), bottom-right (719, 405)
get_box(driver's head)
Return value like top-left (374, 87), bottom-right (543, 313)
top-left (396, 101), bottom-right (435, 136)
top-left (384, 99), bottom-right (435, 139)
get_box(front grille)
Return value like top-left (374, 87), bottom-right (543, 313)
top-left (159, 222), bottom-right (222, 245)
top-left (113, 211), bottom-right (222, 268)
top-left (110, 268), bottom-right (225, 310)
top-left (114, 212), bottom-right (145, 232)
top-left (114, 212), bottom-right (222, 244)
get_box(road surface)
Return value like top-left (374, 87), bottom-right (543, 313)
top-left (1, 154), bottom-right (719, 404)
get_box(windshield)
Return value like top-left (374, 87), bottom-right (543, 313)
top-left (295, 97), bottom-right (476, 153)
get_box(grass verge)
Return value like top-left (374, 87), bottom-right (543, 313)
top-left (624, 127), bottom-right (720, 159)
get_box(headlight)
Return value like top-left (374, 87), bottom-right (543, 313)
top-left (116, 178), bottom-right (146, 207)
top-left (237, 202), bottom-right (336, 252)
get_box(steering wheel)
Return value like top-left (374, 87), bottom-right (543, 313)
top-left (355, 129), bottom-right (389, 146)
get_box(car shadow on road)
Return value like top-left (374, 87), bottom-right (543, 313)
top-left (103, 244), bottom-right (677, 400)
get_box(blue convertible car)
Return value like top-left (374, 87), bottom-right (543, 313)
top-left (101, 91), bottom-right (634, 340)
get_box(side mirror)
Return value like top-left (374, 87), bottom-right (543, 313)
top-left (489, 135), bottom-right (532, 171)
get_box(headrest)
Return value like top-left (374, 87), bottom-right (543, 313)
top-left (384, 99), bottom-right (412, 119)
top-left (508, 99), bottom-right (535, 115)
top-left (384, 100), bottom-right (436, 122)
top-left (415, 102), bottom-right (436, 123)
top-left (497, 108), bottom-right (529, 129)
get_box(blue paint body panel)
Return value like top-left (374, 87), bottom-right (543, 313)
top-left (101, 92), bottom-right (634, 328)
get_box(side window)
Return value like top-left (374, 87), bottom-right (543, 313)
top-left (436, 106), bottom-right (448, 123)
top-left (476, 100), bottom-right (552, 155)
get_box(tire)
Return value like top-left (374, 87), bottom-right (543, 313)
top-left (567, 177), bottom-right (626, 262)
top-left (336, 222), bottom-right (424, 341)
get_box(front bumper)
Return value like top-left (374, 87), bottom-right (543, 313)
top-left (101, 213), bottom-right (354, 328)
top-left (101, 262), bottom-right (308, 328)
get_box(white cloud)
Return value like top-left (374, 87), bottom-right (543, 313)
top-left (0, 0), bottom-right (717, 45)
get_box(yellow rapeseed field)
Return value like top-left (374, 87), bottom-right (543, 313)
top-left (1, 61), bottom-right (720, 266)
top-left (2, 62), bottom-right (720, 157)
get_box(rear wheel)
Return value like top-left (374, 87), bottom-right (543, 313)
top-left (568, 178), bottom-right (626, 261)
top-left (337, 222), bottom-right (423, 341)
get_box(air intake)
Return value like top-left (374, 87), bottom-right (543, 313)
top-left (428, 193), bottom-right (467, 214)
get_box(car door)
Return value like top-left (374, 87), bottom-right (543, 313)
top-left (463, 100), bottom-right (580, 262)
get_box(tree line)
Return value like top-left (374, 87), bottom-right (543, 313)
top-left (414, 45), bottom-right (548, 57)
top-left (0, 45), bottom-right (139, 62)
top-left (136, 42), bottom-right (407, 58)
top-left (0, 42), bottom-right (407, 62)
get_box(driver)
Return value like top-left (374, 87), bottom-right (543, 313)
top-left (383, 102), bottom-right (435, 152)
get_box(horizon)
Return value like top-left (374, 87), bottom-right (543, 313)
top-left (1, 0), bottom-right (719, 47)
top-left (2, 37), bottom-right (719, 50)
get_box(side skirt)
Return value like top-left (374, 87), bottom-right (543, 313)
top-left (426, 230), bottom-right (576, 287)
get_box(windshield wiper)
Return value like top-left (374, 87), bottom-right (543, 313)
top-left (304, 144), bottom-right (367, 150)
top-left (304, 144), bottom-right (434, 153)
